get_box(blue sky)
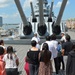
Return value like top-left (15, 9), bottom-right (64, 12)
top-left (0, 0), bottom-right (75, 24)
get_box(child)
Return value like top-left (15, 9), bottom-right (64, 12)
top-left (0, 47), bottom-right (6, 75)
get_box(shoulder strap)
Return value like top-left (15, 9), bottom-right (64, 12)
top-left (28, 49), bottom-right (31, 51)
top-left (38, 49), bottom-right (40, 51)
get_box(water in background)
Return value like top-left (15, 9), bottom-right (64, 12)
top-left (2, 24), bottom-right (19, 30)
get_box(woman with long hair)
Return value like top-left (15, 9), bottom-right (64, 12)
top-left (38, 43), bottom-right (52, 75)
top-left (3, 46), bottom-right (19, 75)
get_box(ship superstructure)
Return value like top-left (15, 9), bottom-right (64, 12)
top-left (14, 0), bottom-right (68, 38)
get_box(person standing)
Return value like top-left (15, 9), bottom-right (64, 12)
top-left (40, 35), bottom-right (54, 60)
top-left (57, 42), bottom-right (65, 71)
top-left (60, 32), bottom-right (66, 43)
top-left (66, 44), bottom-right (75, 75)
top-left (0, 40), bottom-right (7, 54)
top-left (62, 34), bottom-right (73, 70)
top-left (31, 33), bottom-right (40, 49)
top-left (3, 46), bottom-right (19, 75)
top-left (50, 34), bottom-right (59, 75)
top-left (27, 40), bottom-right (40, 75)
top-left (38, 43), bottom-right (52, 75)
top-left (0, 47), bottom-right (6, 75)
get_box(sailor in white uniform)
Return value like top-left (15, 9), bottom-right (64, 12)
top-left (31, 33), bottom-right (40, 49)
top-left (61, 32), bottom-right (66, 42)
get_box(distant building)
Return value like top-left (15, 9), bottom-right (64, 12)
top-left (66, 18), bottom-right (75, 29)
top-left (0, 17), bottom-right (3, 27)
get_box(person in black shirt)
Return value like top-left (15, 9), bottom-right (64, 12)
top-left (66, 44), bottom-right (75, 75)
top-left (27, 40), bottom-right (40, 75)
top-left (62, 34), bottom-right (73, 71)
top-left (62, 34), bottom-right (73, 55)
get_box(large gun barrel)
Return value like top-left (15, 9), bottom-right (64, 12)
top-left (38, 0), bottom-right (47, 36)
top-left (48, 0), bottom-right (54, 22)
top-left (30, 2), bottom-right (37, 22)
top-left (52, 0), bottom-right (68, 35)
top-left (39, 0), bottom-right (44, 25)
top-left (55, 0), bottom-right (68, 25)
top-left (14, 0), bottom-right (32, 35)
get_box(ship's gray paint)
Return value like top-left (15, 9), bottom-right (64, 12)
top-left (14, 0), bottom-right (28, 26)
top-left (49, 0), bottom-right (54, 18)
top-left (39, 0), bottom-right (44, 25)
top-left (55, 0), bottom-right (68, 26)
top-left (30, 2), bottom-right (35, 19)
top-left (14, 0), bottom-right (68, 38)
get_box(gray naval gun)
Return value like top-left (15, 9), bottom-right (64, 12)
top-left (14, 0), bottom-right (68, 39)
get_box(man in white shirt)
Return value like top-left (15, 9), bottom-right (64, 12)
top-left (61, 32), bottom-right (66, 42)
top-left (31, 33), bottom-right (40, 49)
top-left (40, 36), bottom-right (54, 59)
top-left (50, 34), bottom-right (59, 75)
top-left (41, 35), bottom-right (58, 59)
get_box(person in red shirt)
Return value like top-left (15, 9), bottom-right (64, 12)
top-left (0, 47), bottom-right (6, 75)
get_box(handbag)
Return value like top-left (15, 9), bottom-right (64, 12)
top-left (24, 57), bottom-right (29, 75)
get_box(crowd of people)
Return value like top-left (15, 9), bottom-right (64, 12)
top-left (25, 32), bottom-right (75, 75)
top-left (0, 32), bottom-right (75, 75)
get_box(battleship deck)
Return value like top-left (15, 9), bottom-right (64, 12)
top-left (3, 29), bottom-right (75, 75)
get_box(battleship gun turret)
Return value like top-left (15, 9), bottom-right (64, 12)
top-left (38, 0), bottom-right (47, 36)
top-left (14, 0), bottom-right (32, 36)
top-left (14, 0), bottom-right (68, 38)
top-left (52, 0), bottom-right (68, 35)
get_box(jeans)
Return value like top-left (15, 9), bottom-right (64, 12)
top-left (29, 64), bottom-right (39, 75)
top-left (6, 68), bottom-right (18, 75)
top-left (58, 56), bottom-right (65, 70)
top-left (54, 57), bottom-right (59, 74)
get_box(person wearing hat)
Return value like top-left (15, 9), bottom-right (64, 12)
top-left (60, 32), bottom-right (66, 43)
top-left (31, 33), bottom-right (40, 49)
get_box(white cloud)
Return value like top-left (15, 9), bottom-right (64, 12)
top-left (0, 0), bottom-right (13, 8)
top-left (0, 4), bottom-right (8, 8)
top-left (0, 0), bottom-right (8, 3)
top-left (23, 0), bottom-right (36, 9)
top-left (56, 1), bottom-right (62, 8)
top-left (54, 1), bottom-right (70, 8)
top-left (13, 12), bottom-right (19, 17)
top-left (0, 13), bottom-right (9, 18)
top-left (0, 12), bottom-right (19, 19)
top-left (67, 1), bottom-right (70, 5)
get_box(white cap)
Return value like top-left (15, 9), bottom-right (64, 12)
top-left (61, 32), bottom-right (65, 34)
top-left (34, 33), bottom-right (37, 34)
